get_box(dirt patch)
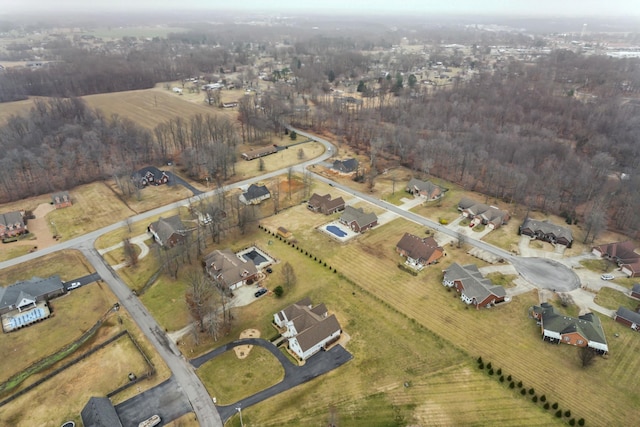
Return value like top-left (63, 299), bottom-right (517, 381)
top-left (233, 328), bottom-right (261, 359)
top-left (11, 203), bottom-right (57, 250)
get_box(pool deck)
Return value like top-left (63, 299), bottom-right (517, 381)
top-left (318, 221), bottom-right (359, 242)
top-left (236, 246), bottom-right (276, 270)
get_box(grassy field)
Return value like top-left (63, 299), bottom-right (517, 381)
top-left (175, 220), bottom-right (563, 426)
top-left (140, 266), bottom-right (193, 331)
top-left (594, 287), bottom-right (638, 311)
top-left (198, 347), bottom-right (284, 405)
top-left (0, 250), bottom-right (93, 285)
top-left (250, 206), bottom-right (640, 425)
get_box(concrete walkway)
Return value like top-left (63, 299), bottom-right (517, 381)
top-left (98, 232), bottom-right (153, 270)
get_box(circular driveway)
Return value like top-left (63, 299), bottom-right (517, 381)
top-left (511, 257), bottom-right (581, 291)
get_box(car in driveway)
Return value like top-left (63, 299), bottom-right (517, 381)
top-left (255, 288), bottom-right (268, 298)
top-left (68, 282), bottom-right (81, 290)
top-left (601, 273), bottom-right (614, 281)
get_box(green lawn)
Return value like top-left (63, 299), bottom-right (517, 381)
top-left (140, 270), bottom-right (192, 332)
top-left (198, 347), bottom-right (284, 405)
top-left (580, 258), bottom-right (614, 273)
top-left (595, 287), bottom-right (638, 311)
top-left (486, 272), bottom-right (517, 288)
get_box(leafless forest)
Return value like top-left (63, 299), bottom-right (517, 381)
top-left (1, 13), bottom-right (640, 240)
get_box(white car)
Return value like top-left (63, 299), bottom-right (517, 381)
top-left (600, 274), bottom-right (614, 281)
top-left (68, 282), bottom-right (81, 290)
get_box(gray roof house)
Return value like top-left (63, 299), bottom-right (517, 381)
top-left (0, 275), bottom-right (64, 315)
top-left (332, 158), bottom-right (358, 174)
top-left (614, 306), bottom-right (640, 331)
top-left (520, 218), bottom-right (573, 248)
top-left (0, 211), bottom-right (26, 239)
top-left (148, 215), bottom-right (188, 248)
top-left (273, 298), bottom-right (342, 360)
top-left (458, 198), bottom-right (510, 229)
top-left (406, 178), bottom-right (445, 201)
top-left (442, 263), bottom-right (506, 308)
top-left (530, 302), bottom-right (608, 353)
top-left (204, 249), bottom-right (258, 291)
top-left (339, 206), bottom-right (378, 233)
top-left (81, 397), bottom-right (123, 427)
top-left (239, 184), bottom-right (271, 205)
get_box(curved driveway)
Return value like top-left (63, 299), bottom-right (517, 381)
top-left (191, 338), bottom-right (352, 423)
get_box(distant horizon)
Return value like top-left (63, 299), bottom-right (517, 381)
top-left (2, 0), bottom-right (640, 19)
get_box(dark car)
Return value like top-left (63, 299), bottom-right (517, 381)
top-left (266, 267), bottom-right (273, 274)
top-left (255, 288), bottom-right (268, 298)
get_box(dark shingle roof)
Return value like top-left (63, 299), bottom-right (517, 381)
top-left (533, 303), bottom-right (608, 349)
top-left (81, 397), bottom-right (123, 427)
top-left (396, 233), bottom-right (443, 264)
top-left (616, 306), bottom-right (640, 325)
top-left (443, 263), bottom-right (506, 303)
top-left (0, 211), bottom-right (24, 228)
top-left (332, 158), bottom-right (358, 173)
top-left (406, 178), bottom-right (443, 197)
top-left (242, 184), bottom-right (270, 201)
top-left (0, 276), bottom-right (63, 312)
top-left (149, 215), bottom-right (186, 244)
top-left (521, 218), bottom-right (573, 241)
top-left (340, 206), bottom-right (377, 229)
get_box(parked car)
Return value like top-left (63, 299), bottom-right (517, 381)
top-left (601, 274), bottom-right (614, 281)
top-left (255, 288), bottom-right (268, 298)
top-left (68, 282), bottom-right (81, 290)
top-left (266, 267), bottom-right (273, 274)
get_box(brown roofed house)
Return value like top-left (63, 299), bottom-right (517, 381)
top-left (339, 206), bottom-right (377, 233)
top-left (204, 249), bottom-right (258, 290)
top-left (307, 193), bottom-right (346, 215)
top-left (0, 211), bottom-right (27, 240)
top-left (396, 233), bottom-right (444, 269)
top-left (592, 241), bottom-right (640, 277)
top-left (148, 215), bottom-right (188, 248)
top-left (51, 191), bottom-right (72, 208)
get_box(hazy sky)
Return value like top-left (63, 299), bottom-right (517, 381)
top-left (3, 0), bottom-right (640, 17)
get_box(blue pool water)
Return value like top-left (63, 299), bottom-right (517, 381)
top-left (326, 225), bottom-right (347, 237)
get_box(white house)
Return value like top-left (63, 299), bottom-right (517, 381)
top-left (274, 298), bottom-right (342, 360)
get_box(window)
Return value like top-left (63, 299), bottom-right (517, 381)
top-left (564, 336), bottom-right (570, 341)
top-left (577, 340), bottom-right (584, 345)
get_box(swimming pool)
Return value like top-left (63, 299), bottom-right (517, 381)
top-left (242, 249), bottom-right (268, 265)
top-left (326, 225), bottom-right (347, 237)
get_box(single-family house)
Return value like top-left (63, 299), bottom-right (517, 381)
top-left (134, 167), bottom-right (169, 188)
top-left (51, 191), bottom-right (72, 208)
top-left (458, 198), bottom-right (510, 229)
top-left (530, 302), bottom-right (608, 354)
top-left (239, 184), bottom-right (271, 205)
top-left (307, 193), bottom-right (345, 215)
top-left (331, 158), bottom-right (358, 174)
top-left (406, 178), bottom-right (445, 201)
top-left (339, 206), bottom-right (378, 233)
top-left (592, 241), bottom-right (640, 277)
top-left (396, 233), bottom-right (444, 269)
top-left (631, 284), bottom-right (640, 299)
top-left (81, 397), bottom-right (123, 427)
top-left (614, 306), bottom-right (640, 331)
top-left (442, 263), bottom-right (506, 308)
top-left (204, 249), bottom-right (258, 290)
top-left (273, 298), bottom-right (342, 360)
top-left (148, 215), bottom-right (188, 248)
top-left (0, 276), bottom-right (64, 315)
top-left (519, 218), bottom-right (573, 248)
top-left (0, 211), bottom-right (27, 240)
top-left (241, 145), bottom-right (278, 160)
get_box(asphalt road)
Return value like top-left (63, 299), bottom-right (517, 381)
top-left (191, 338), bottom-right (352, 423)
top-left (79, 242), bottom-right (223, 427)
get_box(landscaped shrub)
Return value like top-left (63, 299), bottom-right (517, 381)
top-left (499, 375), bottom-right (504, 382)
top-left (540, 395), bottom-right (546, 402)
top-left (578, 418), bottom-right (585, 426)
top-left (477, 357), bottom-right (483, 364)
top-left (565, 410), bottom-right (571, 418)
top-left (569, 419), bottom-right (576, 426)
top-left (496, 368), bottom-right (502, 376)
top-left (520, 389), bottom-right (526, 395)
top-left (555, 410), bottom-right (562, 418)
top-left (439, 218), bottom-right (448, 225)
top-left (509, 382), bottom-right (515, 389)
top-left (274, 286), bottom-right (284, 297)
top-left (486, 363), bottom-right (492, 370)
top-left (517, 381), bottom-right (523, 388)
top-left (478, 363), bottom-right (484, 369)
top-left (507, 375), bottom-right (512, 382)
top-left (544, 403), bottom-right (550, 410)
top-left (488, 368), bottom-right (494, 375)
top-left (528, 388), bottom-right (535, 395)
top-left (532, 396), bottom-right (538, 403)
top-left (552, 403), bottom-right (559, 410)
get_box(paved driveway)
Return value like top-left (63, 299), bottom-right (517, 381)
top-left (191, 338), bottom-right (352, 422)
top-left (115, 377), bottom-right (191, 426)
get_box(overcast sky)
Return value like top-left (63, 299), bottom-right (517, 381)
top-left (3, 0), bottom-right (640, 17)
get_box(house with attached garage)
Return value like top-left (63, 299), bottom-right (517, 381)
top-left (530, 302), bottom-right (608, 354)
top-left (51, 191), bottom-right (72, 208)
top-left (241, 145), bottom-right (278, 161)
top-left (239, 184), bottom-right (271, 205)
top-left (458, 198), bottom-right (510, 230)
top-left (592, 241), bottom-right (640, 278)
top-left (631, 284), bottom-right (640, 299)
top-left (519, 218), bottom-right (573, 248)
top-left (307, 193), bottom-right (345, 215)
top-left (614, 306), bottom-right (640, 331)
top-left (204, 249), bottom-right (258, 290)
top-left (0, 211), bottom-right (27, 240)
top-left (273, 297), bottom-right (342, 360)
top-left (148, 215), bottom-right (188, 248)
top-left (331, 158), bottom-right (358, 174)
top-left (406, 178), bottom-right (445, 201)
top-left (396, 233), bottom-right (444, 270)
top-left (442, 263), bottom-right (506, 308)
top-left (339, 206), bottom-right (378, 233)
top-left (0, 276), bottom-right (64, 316)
